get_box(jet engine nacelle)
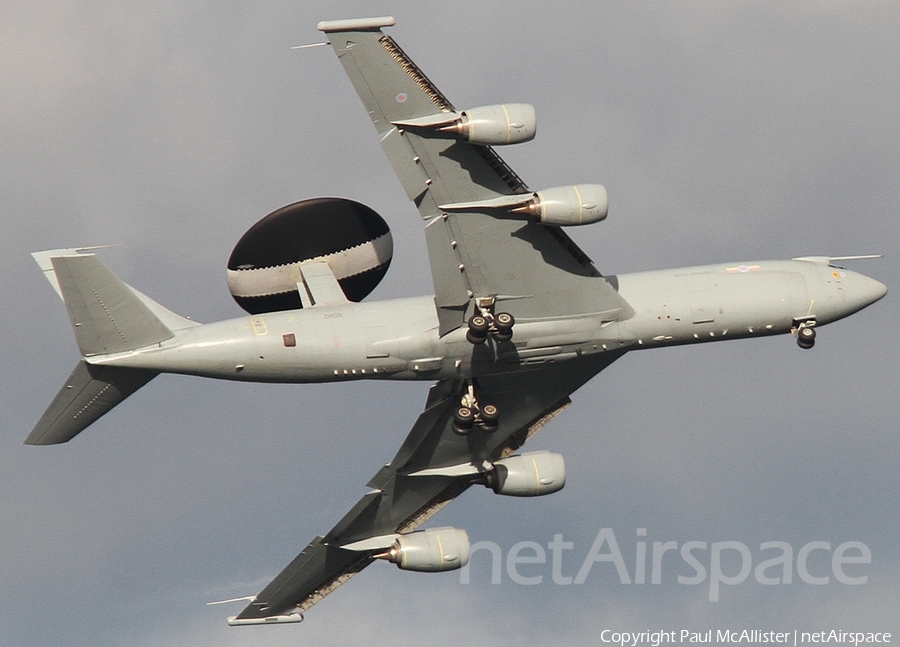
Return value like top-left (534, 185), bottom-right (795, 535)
top-left (447, 104), bottom-right (536, 145)
top-left (394, 104), bottom-right (536, 145)
top-left (518, 184), bottom-right (609, 226)
top-left (487, 451), bottom-right (566, 497)
top-left (382, 527), bottom-right (470, 572)
top-left (439, 183), bottom-right (608, 227)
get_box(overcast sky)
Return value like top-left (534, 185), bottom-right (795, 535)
top-left (2, 2), bottom-right (898, 646)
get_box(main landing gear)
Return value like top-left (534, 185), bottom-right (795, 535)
top-left (466, 297), bottom-right (515, 345)
top-left (794, 320), bottom-right (816, 350)
top-left (452, 381), bottom-right (500, 435)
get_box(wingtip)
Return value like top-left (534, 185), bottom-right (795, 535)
top-left (317, 17), bottom-right (395, 33)
top-left (226, 613), bottom-right (303, 626)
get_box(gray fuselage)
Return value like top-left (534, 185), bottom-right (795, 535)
top-left (94, 259), bottom-right (886, 383)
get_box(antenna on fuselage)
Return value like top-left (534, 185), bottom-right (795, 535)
top-left (291, 42), bottom-right (330, 50)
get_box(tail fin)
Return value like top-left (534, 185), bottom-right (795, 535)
top-left (51, 253), bottom-right (174, 356)
top-left (26, 361), bottom-right (157, 445)
top-left (28, 249), bottom-right (192, 444)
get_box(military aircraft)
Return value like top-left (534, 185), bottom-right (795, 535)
top-left (28, 17), bottom-right (886, 625)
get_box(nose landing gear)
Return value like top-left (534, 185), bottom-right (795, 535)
top-left (794, 320), bottom-right (816, 349)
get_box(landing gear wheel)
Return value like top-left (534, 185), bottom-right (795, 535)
top-left (479, 404), bottom-right (499, 432)
top-left (797, 325), bottom-right (816, 349)
top-left (481, 404), bottom-right (499, 423)
top-left (495, 312), bottom-right (514, 331)
top-left (468, 315), bottom-right (489, 333)
top-left (452, 406), bottom-right (475, 434)
top-left (467, 315), bottom-right (489, 345)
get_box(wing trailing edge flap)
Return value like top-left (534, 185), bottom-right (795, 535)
top-left (232, 353), bottom-right (625, 622)
top-left (423, 209), bottom-right (635, 335)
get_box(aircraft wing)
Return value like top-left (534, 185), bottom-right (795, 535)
top-left (317, 18), bottom-right (633, 335)
top-left (230, 353), bottom-right (622, 623)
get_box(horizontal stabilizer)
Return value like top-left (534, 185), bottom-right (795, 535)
top-left (52, 254), bottom-right (174, 356)
top-left (26, 361), bottom-right (158, 445)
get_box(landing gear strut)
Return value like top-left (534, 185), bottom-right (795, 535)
top-left (452, 381), bottom-right (499, 434)
top-left (466, 297), bottom-right (515, 344)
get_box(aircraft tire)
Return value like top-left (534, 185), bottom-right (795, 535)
top-left (495, 312), bottom-right (514, 331)
top-left (468, 315), bottom-right (489, 333)
top-left (797, 325), bottom-right (816, 349)
top-left (453, 407), bottom-right (475, 434)
top-left (481, 404), bottom-right (499, 423)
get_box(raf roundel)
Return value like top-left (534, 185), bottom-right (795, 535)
top-left (227, 197), bottom-right (393, 314)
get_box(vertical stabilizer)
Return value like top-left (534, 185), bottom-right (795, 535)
top-left (51, 254), bottom-right (174, 356)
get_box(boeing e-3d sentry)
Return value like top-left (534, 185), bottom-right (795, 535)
top-left (28, 17), bottom-right (886, 625)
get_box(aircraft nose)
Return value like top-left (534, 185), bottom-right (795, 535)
top-left (842, 269), bottom-right (887, 312)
